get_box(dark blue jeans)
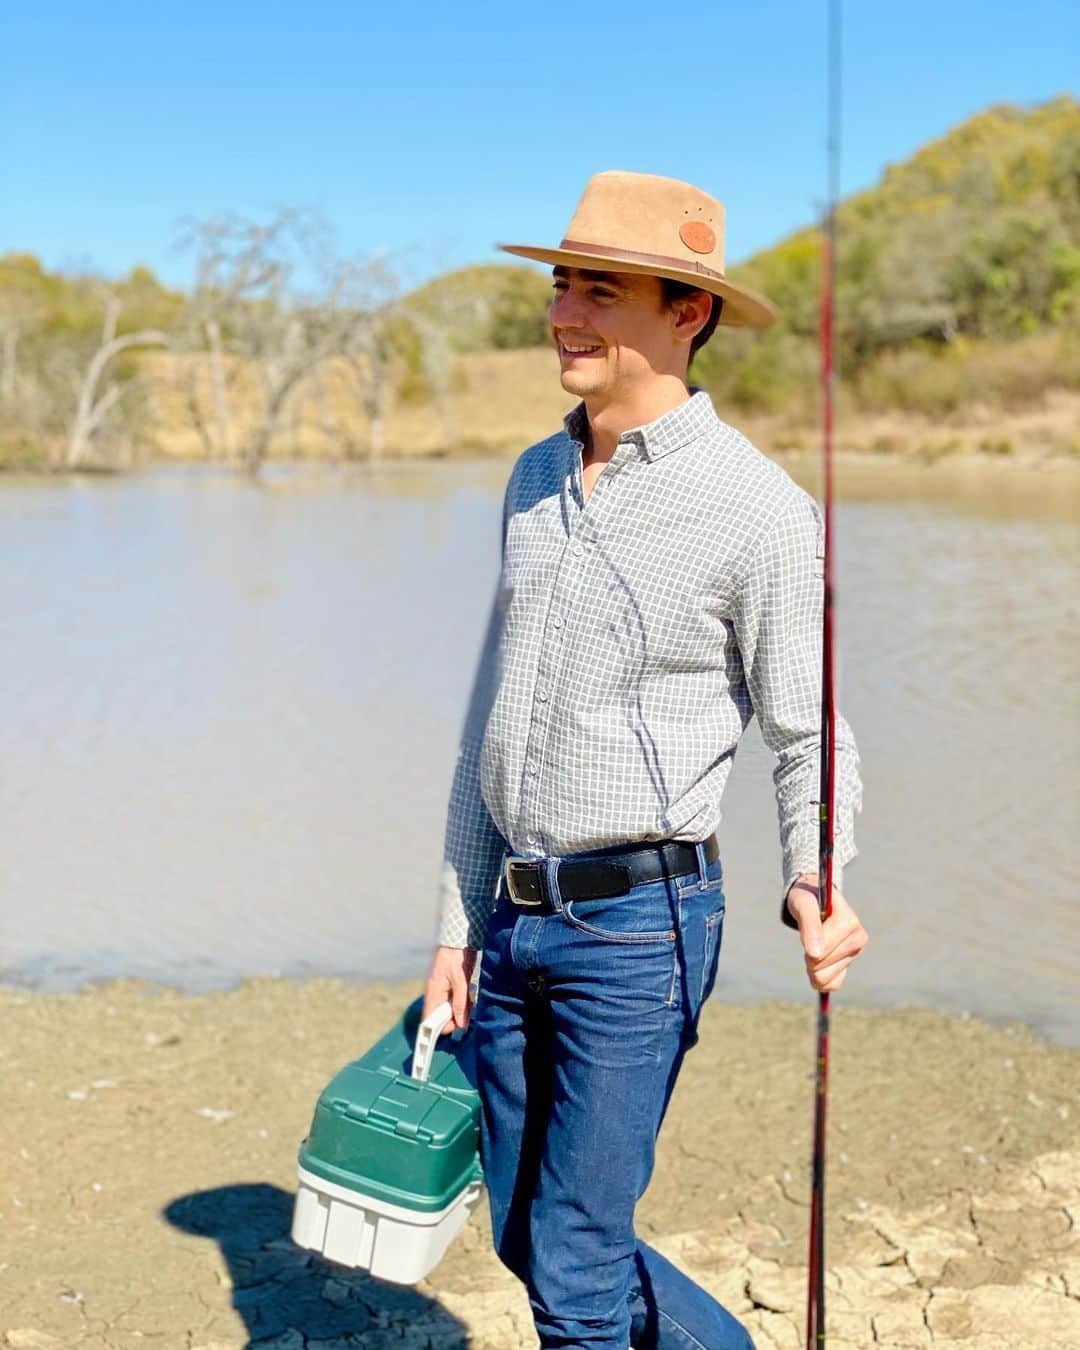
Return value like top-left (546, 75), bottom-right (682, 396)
top-left (472, 847), bottom-right (754, 1349)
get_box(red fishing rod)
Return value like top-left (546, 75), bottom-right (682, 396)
top-left (806, 1), bottom-right (840, 1345)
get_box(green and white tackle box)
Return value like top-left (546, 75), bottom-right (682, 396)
top-left (291, 998), bottom-right (483, 1283)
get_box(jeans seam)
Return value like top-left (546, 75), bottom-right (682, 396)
top-left (664, 905), bottom-right (682, 1005)
top-left (700, 922), bottom-right (719, 1004)
top-left (664, 950), bottom-right (678, 1006)
top-left (656, 1303), bottom-right (711, 1349)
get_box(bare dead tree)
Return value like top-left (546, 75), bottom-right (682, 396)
top-left (177, 210), bottom-right (406, 473)
top-left (310, 361), bottom-right (343, 456)
top-left (66, 296), bottom-right (167, 469)
top-left (203, 317), bottom-right (234, 457)
top-left (339, 310), bottom-right (399, 459)
top-left (331, 263), bottom-right (469, 459)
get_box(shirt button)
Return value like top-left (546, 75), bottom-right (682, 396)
top-left (536, 686), bottom-right (548, 702)
top-left (572, 543), bottom-right (585, 557)
top-left (552, 616), bottom-right (563, 629)
top-left (527, 760), bottom-right (538, 775)
top-left (526, 833), bottom-right (538, 845)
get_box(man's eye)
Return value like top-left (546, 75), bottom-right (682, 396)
top-left (592, 288), bottom-right (616, 299)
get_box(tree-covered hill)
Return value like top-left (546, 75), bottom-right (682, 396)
top-left (399, 96), bottom-right (1079, 418)
top-left (734, 94), bottom-right (1078, 350)
top-left (1, 95), bottom-right (1076, 468)
top-left (0, 252), bottom-right (184, 336)
top-left (401, 264), bottom-right (551, 350)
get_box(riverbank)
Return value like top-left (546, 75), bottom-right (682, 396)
top-left (2, 978), bottom-right (1077, 1349)
top-left (5, 347), bottom-right (1080, 471)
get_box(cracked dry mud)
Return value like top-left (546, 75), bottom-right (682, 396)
top-left (2, 980), bottom-right (1077, 1349)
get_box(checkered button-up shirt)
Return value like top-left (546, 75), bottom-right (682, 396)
top-left (435, 389), bottom-right (861, 950)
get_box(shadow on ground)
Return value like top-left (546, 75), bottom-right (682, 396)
top-left (165, 1183), bottom-right (467, 1348)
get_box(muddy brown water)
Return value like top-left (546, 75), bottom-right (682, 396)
top-left (1, 454), bottom-right (1077, 1042)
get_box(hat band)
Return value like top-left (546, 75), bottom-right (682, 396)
top-left (559, 237), bottom-right (727, 284)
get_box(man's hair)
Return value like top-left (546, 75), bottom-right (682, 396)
top-left (659, 278), bottom-right (723, 364)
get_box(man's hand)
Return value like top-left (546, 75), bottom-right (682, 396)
top-left (423, 945), bottom-right (479, 1036)
top-left (785, 874), bottom-right (868, 994)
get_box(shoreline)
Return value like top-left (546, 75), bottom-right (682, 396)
top-left (3, 962), bottom-right (1077, 1051)
top-left (3, 977), bottom-right (1078, 1348)
top-left (4, 438), bottom-right (1080, 475)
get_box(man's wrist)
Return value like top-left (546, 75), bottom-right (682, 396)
top-left (782, 868), bottom-right (845, 929)
top-left (781, 874), bottom-right (807, 930)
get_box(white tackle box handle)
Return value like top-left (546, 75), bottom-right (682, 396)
top-left (410, 1001), bottom-right (455, 1083)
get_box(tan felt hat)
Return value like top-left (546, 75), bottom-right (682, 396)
top-left (499, 170), bottom-right (778, 329)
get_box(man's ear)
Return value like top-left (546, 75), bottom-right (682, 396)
top-left (672, 289), bottom-right (713, 346)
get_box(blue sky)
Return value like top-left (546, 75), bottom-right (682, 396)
top-left (2, 1), bottom-right (1076, 291)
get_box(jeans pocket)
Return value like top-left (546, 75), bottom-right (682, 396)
top-left (562, 878), bottom-right (678, 943)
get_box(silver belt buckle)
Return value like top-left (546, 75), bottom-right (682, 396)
top-left (504, 856), bottom-right (542, 905)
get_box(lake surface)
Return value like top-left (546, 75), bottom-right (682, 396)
top-left (2, 455), bottom-right (1077, 1042)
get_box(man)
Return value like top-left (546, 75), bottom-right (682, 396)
top-left (423, 171), bottom-right (868, 1349)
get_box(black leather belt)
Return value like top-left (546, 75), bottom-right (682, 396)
top-left (502, 835), bottom-right (719, 913)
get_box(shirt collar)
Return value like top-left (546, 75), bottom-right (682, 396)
top-left (562, 388), bottom-right (718, 463)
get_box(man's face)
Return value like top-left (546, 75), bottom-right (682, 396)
top-left (548, 266), bottom-right (685, 403)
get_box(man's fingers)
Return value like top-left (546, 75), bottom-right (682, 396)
top-left (805, 943), bottom-right (862, 991)
top-left (424, 947), bottom-right (478, 1036)
top-left (808, 960), bottom-right (850, 993)
top-left (801, 914), bottom-right (825, 960)
top-left (435, 968), bottom-right (469, 1035)
top-left (804, 927), bottom-right (868, 992)
top-left (813, 918), bottom-right (869, 966)
top-left (786, 875), bottom-right (869, 993)
top-left (436, 993), bottom-right (466, 1036)
top-left (451, 972), bottom-right (470, 1032)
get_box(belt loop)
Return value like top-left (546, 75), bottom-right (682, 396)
top-left (496, 848), bottom-right (509, 900)
top-left (543, 857), bottom-right (563, 912)
top-left (694, 841), bottom-right (708, 891)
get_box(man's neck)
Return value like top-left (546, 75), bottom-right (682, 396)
top-left (583, 375), bottom-right (692, 461)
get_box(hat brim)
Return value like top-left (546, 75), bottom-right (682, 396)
top-left (498, 242), bottom-right (779, 329)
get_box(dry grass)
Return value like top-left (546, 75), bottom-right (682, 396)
top-left (126, 345), bottom-right (1080, 467)
top-left (144, 347), bottom-right (576, 463)
top-left (852, 330), bottom-right (1080, 417)
top-left (713, 388), bottom-right (1080, 463)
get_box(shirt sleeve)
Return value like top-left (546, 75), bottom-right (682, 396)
top-left (433, 484), bottom-right (512, 950)
top-left (732, 491), bottom-right (862, 898)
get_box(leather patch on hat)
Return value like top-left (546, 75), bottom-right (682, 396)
top-left (679, 221), bottom-right (716, 254)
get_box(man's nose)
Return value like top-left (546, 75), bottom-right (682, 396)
top-left (550, 289), bottom-right (586, 327)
